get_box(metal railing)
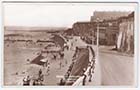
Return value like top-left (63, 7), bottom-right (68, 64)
top-left (72, 46), bottom-right (96, 86)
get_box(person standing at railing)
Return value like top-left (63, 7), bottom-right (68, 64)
top-left (88, 66), bottom-right (92, 82)
top-left (82, 68), bottom-right (87, 85)
top-left (91, 60), bottom-right (95, 73)
top-left (82, 74), bottom-right (87, 86)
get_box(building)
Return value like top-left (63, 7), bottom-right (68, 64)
top-left (90, 11), bottom-right (130, 46)
top-left (91, 11), bottom-right (130, 22)
top-left (70, 11), bottom-right (133, 47)
top-left (72, 21), bottom-right (116, 45)
top-left (116, 12), bottom-right (134, 54)
top-left (104, 19), bottom-right (119, 45)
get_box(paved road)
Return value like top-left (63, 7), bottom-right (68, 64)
top-left (99, 46), bottom-right (134, 86)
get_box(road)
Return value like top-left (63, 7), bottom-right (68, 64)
top-left (99, 46), bottom-right (134, 86)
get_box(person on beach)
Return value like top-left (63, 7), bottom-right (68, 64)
top-left (59, 78), bottom-right (65, 85)
top-left (38, 74), bottom-right (44, 83)
top-left (65, 59), bottom-right (67, 65)
top-left (32, 79), bottom-right (36, 85)
top-left (64, 44), bottom-right (69, 50)
top-left (43, 60), bottom-right (48, 67)
top-left (59, 52), bottom-right (64, 59)
top-left (66, 70), bottom-right (70, 79)
top-left (46, 63), bottom-right (50, 75)
top-left (71, 42), bottom-right (73, 47)
top-left (66, 45), bottom-right (69, 50)
top-left (38, 69), bottom-right (42, 77)
top-left (33, 79), bottom-right (38, 86)
top-left (33, 79), bottom-right (43, 86)
top-left (37, 69), bottom-right (44, 85)
top-left (53, 54), bottom-right (56, 60)
top-left (23, 75), bottom-right (31, 86)
top-left (64, 72), bottom-right (69, 80)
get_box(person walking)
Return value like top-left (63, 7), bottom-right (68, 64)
top-left (46, 63), bottom-right (50, 75)
top-left (38, 69), bottom-right (42, 77)
top-left (59, 61), bottom-right (62, 69)
top-left (59, 52), bottom-right (64, 59)
top-left (53, 54), bottom-right (56, 60)
top-left (65, 59), bottom-right (67, 65)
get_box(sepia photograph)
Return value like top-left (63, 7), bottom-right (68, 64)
top-left (2, 2), bottom-right (138, 87)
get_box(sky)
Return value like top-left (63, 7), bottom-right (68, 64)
top-left (3, 3), bottom-right (136, 28)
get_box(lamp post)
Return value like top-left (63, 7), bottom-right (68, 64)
top-left (97, 22), bottom-right (99, 48)
top-left (96, 18), bottom-right (100, 48)
top-left (96, 18), bottom-right (101, 62)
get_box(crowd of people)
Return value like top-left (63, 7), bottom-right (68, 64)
top-left (23, 69), bottom-right (44, 86)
